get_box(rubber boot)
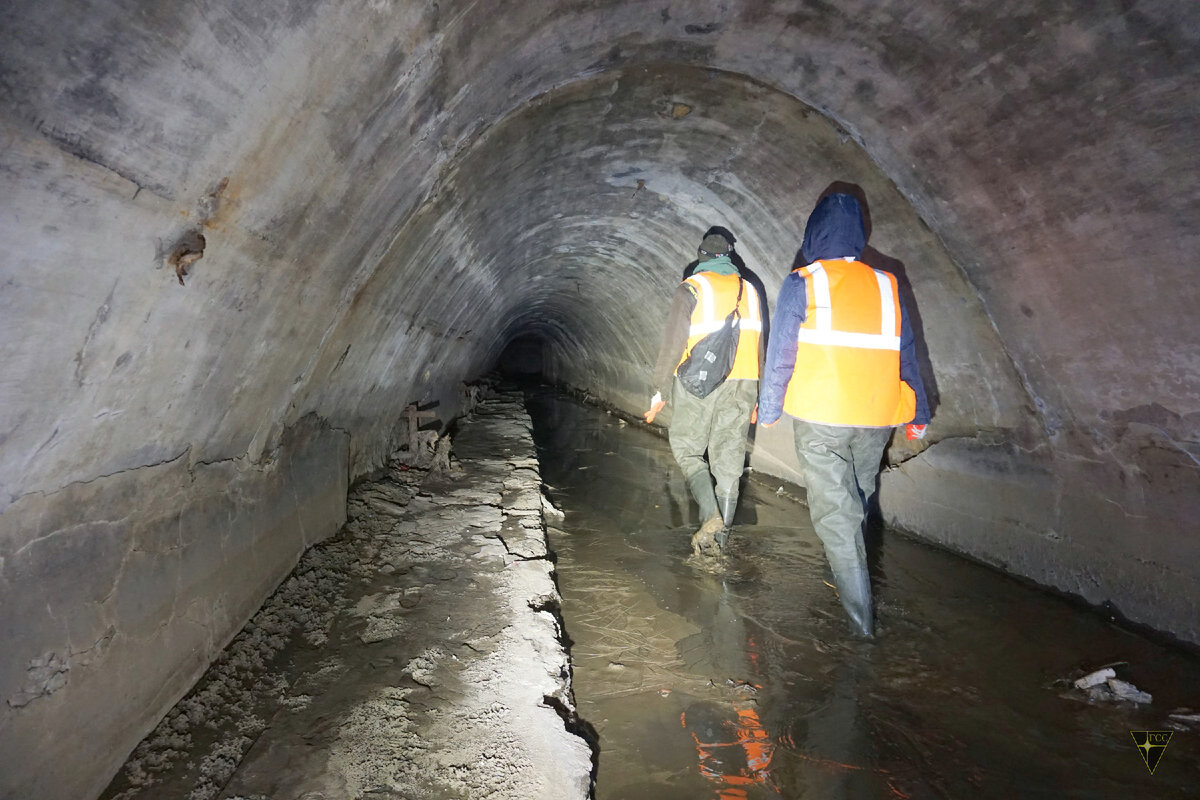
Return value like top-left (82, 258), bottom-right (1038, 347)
top-left (714, 491), bottom-right (737, 551)
top-left (832, 566), bottom-right (874, 637)
top-left (685, 471), bottom-right (718, 522)
top-left (685, 471), bottom-right (722, 555)
top-left (691, 515), bottom-right (724, 556)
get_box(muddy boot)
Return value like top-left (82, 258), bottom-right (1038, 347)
top-left (691, 514), bottom-right (724, 556)
top-left (714, 491), bottom-right (737, 551)
top-left (832, 566), bottom-right (874, 637)
top-left (685, 471), bottom-right (719, 523)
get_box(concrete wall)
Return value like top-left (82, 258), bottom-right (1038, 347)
top-left (1, 1), bottom-right (1197, 797)
top-left (0, 417), bottom-right (349, 799)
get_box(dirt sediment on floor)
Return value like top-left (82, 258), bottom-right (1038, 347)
top-left (102, 392), bottom-right (593, 800)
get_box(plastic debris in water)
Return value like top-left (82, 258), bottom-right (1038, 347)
top-left (1068, 666), bottom-right (1152, 704)
top-left (1168, 709), bottom-right (1200, 730)
top-left (1104, 678), bottom-right (1152, 704)
top-left (1073, 668), bottom-right (1116, 690)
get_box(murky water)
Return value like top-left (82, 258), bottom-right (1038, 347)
top-left (527, 390), bottom-right (1200, 800)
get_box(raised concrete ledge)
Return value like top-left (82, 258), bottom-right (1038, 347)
top-left (0, 416), bottom-right (349, 800)
top-left (93, 391), bottom-right (592, 800)
top-left (880, 437), bottom-right (1200, 647)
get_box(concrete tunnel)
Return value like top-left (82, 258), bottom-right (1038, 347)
top-left (1, 1), bottom-right (1198, 797)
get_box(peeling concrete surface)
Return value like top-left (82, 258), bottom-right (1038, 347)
top-left (99, 392), bottom-right (592, 800)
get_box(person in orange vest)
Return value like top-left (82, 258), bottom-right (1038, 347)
top-left (758, 194), bottom-right (930, 636)
top-left (645, 231), bottom-right (763, 555)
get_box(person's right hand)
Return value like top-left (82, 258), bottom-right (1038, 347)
top-left (758, 408), bottom-right (780, 427)
top-left (644, 392), bottom-right (666, 424)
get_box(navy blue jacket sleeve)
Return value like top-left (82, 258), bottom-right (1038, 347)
top-left (758, 272), bottom-right (807, 425)
top-left (899, 296), bottom-right (931, 425)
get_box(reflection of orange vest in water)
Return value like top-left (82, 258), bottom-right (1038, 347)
top-left (783, 259), bottom-right (916, 427)
top-left (683, 702), bottom-right (776, 798)
top-left (675, 272), bottom-right (762, 382)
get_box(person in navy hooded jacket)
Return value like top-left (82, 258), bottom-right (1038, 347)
top-left (759, 193), bottom-right (930, 636)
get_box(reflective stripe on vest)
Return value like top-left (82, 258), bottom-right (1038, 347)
top-left (686, 274), bottom-right (763, 336)
top-left (782, 259), bottom-right (915, 426)
top-left (677, 272), bottom-right (761, 381)
top-left (798, 262), bottom-right (900, 351)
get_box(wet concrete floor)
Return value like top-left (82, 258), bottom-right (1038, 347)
top-left (528, 389), bottom-right (1200, 799)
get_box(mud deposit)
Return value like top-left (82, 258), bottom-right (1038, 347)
top-left (528, 390), bottom-right (1200, 799)
top-left (101, 392), bottom-right (591, 800)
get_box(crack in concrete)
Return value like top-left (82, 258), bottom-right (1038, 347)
top-left (7, 448), bottom-right (192, 509)
top-left (9, 413), bottom-right (354, 515)
top-left (10, 510), bottom-right (134, 561)
top-left (73, 279), bottom-right (118, 388)
top-left (32, 117), bottom-right (174, 201)
top-left (885, 433), bottom-right (976, 467)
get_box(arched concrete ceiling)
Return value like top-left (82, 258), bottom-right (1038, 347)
top-left (324, 63), bottom-right (1030, 441)
top-left (2, 0), bottom-right (1197, 500)
top-left (2, 3), bottom-right (1199, 797)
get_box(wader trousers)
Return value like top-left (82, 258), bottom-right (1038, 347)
top-left (669, 377), bottom-right (757, 521)
top-left (793, 421), bottom-right (892, 635)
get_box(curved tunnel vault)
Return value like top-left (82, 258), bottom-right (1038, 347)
top-left (360, 63), bottom-right (1028, 430)
top-left (2, 2), bottom-right (1199, 798)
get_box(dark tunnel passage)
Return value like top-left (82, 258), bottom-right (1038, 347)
top-left (1, 1), bottom-right (1198, 797)
top-left (497, 334), bottom-right (549, 378)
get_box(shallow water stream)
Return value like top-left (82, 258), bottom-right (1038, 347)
top-left (528, 390), bottom-right (1200, 799)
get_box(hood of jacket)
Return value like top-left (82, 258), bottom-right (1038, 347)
top-left (801, 193), bottom-right (866, 262)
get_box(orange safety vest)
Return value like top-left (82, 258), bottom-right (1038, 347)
top-left (676, 271), bottom-right (761, 381)
top-left (782, 259), bottom-right (916, 426)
